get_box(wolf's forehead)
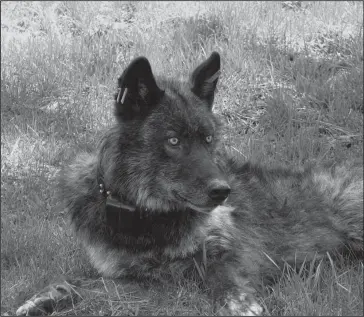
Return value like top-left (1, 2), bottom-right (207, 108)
top-left (163, 99), bottom-right (215, 134)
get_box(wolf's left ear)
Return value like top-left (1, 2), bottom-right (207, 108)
top-left (190, 52), bottom-right (221, 109)
top-left (114, 57), bottom-right (164, 121)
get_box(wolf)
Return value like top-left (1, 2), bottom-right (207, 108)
top-left (16, 52), bottom-right (363, 316)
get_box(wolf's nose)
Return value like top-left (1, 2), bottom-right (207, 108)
top-left (208, 180), bottom-right (231, 203)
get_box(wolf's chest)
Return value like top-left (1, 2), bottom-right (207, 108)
top-left (103, 200), bottom-right (202, 252)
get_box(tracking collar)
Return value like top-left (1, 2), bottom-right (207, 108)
top-left (99, 183), bottom-right (151, 233)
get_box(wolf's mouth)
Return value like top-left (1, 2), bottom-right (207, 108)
top-left (173, 191), bottom-right (217, 213)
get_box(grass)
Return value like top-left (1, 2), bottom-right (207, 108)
top-left (1, 1), bottom-right (363, 315)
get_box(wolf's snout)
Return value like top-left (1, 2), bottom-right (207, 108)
top-left (208, 180), bottom-right (231, 203)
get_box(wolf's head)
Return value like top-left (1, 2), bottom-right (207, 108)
top-left (105, 52), bottom-right (230, 214)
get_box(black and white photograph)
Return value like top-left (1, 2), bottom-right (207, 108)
top-left (1, 1), bottom-right (363, 316)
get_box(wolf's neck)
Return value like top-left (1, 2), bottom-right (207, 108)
top-left (95, 156), bottom-right (205, 250)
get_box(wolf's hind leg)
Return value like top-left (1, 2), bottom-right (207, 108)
top-left (16, 281), bottom-right (81, 316)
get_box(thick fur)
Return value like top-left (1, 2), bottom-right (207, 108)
top-left (16, 53), bottom-right (363, 316)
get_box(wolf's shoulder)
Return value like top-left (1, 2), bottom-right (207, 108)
top-left (59, 152), bottom-right (98, 196)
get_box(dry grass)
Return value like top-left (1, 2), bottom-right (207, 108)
top-left (1, 1), bottom-right (363, 315)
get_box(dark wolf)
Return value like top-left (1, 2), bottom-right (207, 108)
top-left (16, 52), bottom-right (363, 316)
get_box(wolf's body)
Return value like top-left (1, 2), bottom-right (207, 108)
top-left (16, 53), bottom-right (363, 316)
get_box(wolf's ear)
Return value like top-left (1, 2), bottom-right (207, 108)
top-left (114, 57), bottom-right (164, 121)
top-left (190, 52), bottom-right (220, 109)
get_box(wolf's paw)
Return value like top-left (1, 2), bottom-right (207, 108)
top-left (16, 283), bottom-right (76, 316)
top-left (218, 292), bottom-right (263, 316)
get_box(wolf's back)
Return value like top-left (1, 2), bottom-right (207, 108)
top-left (312, 161), bottom-right (363, 250)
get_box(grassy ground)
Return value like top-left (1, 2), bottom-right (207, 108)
top-left (1, 1), bottom-right (363, 315)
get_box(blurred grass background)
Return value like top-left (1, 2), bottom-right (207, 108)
top-left (1, 1), bottom-right (363, 315)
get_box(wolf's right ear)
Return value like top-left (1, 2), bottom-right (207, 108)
top-left (114, 57), bottom-right (164, 121)
top-left (190, 52), bottom-right (221, 110)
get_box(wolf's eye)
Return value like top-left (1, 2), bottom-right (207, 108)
top-left (168, 137), bottom-right (180, 146)
top-left (205, 135), bottom-right (213, 143)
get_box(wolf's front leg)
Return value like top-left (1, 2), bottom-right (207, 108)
top-left (16, 281), bottom-right (81, 316)
top-left (219, 291), bottom-right (263, 316)
top-left (205, 261), bottom-right (263, 316)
